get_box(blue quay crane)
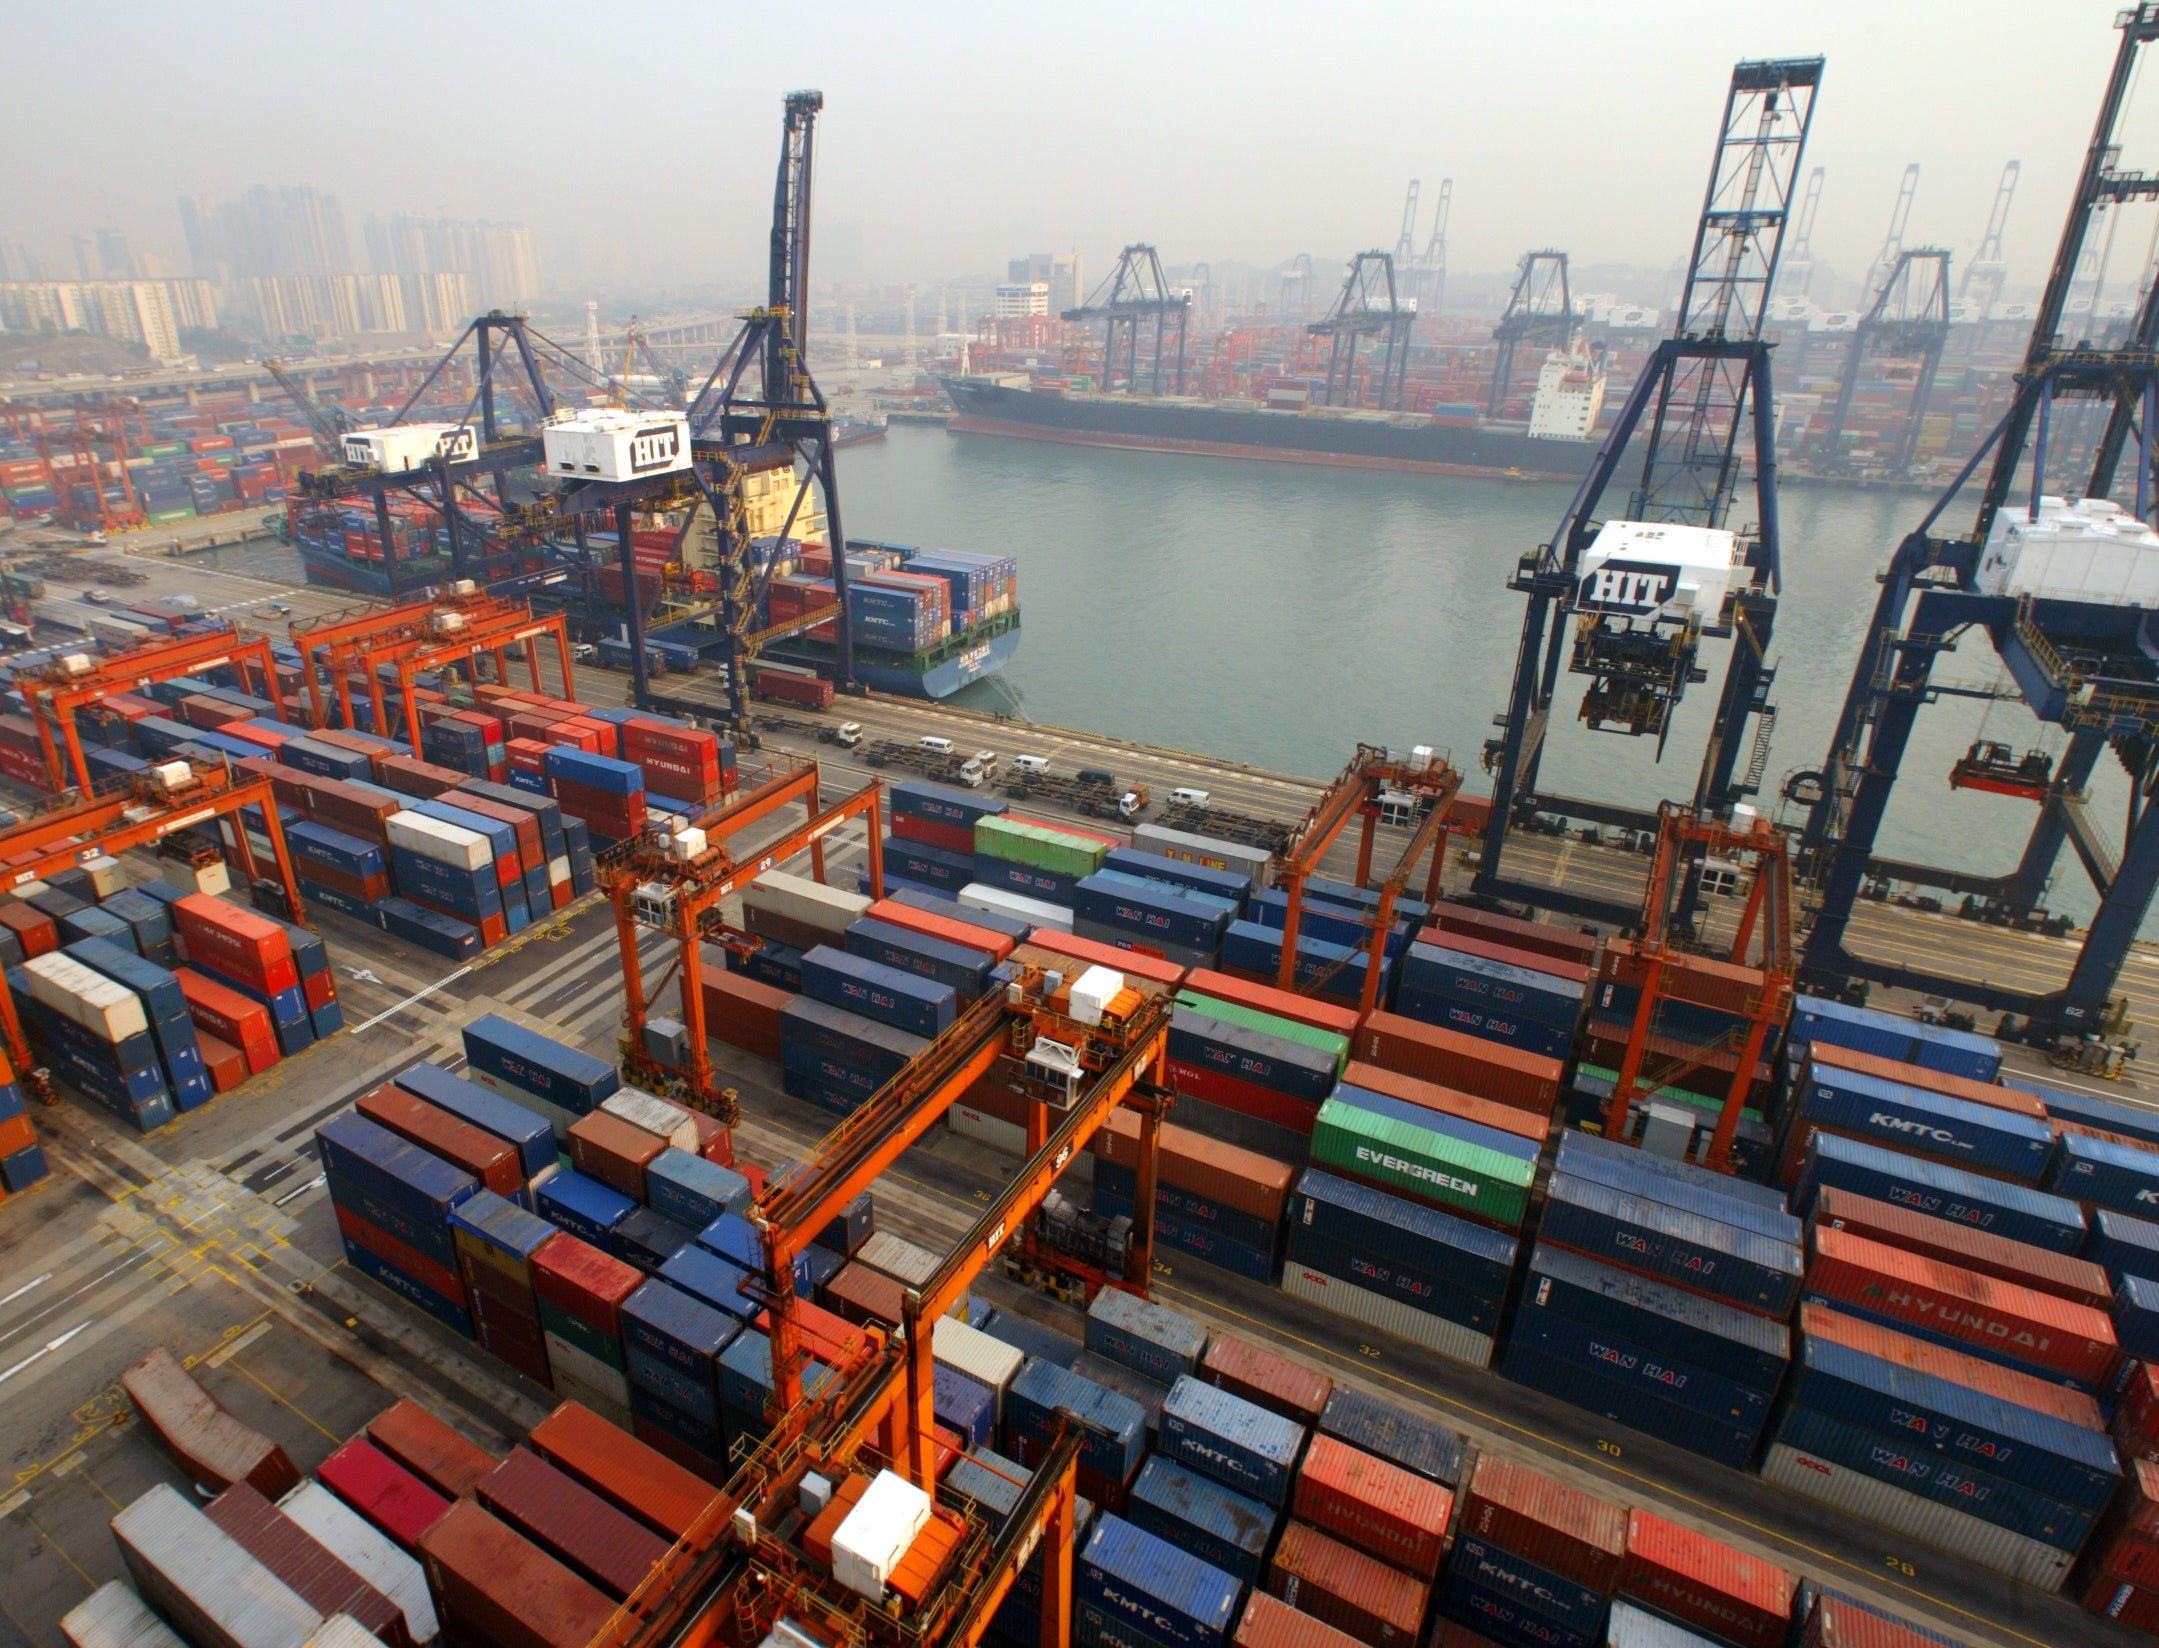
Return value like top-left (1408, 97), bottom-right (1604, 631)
top-left (1476, 56), bottom-right (1823, 932)
top-left (1796, 4), bottom-right (2159, 1039)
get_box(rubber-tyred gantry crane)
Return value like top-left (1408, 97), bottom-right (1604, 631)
top-left (1599, 801), bottom-right (1793, 1171)
top-left (1271, 746), bottom-right (1466, 1015)
top-left (603, 759), bottom-right (887, 1141)
top-left (19, 624), bottom-right (280, 795)
top-left (331, 602), bottom-right (575, 746)
top-left (0, 760), bottom-right (310, 1098)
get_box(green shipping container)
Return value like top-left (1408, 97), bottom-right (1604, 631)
top-left (1309, 1097), bottom-right (1533, 1228)
top-left (145, 507), bottom-right (197, 524)
top-left (536, 1297), bottom-right (624, 1369)
top-left (974, 815), bottom-right (1108, 879)
top-left (1176, 991), bottom-right (1349, 1072)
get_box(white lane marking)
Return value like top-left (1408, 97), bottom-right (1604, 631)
top-left (0, 1255), bottom-right (149, 1348)
top-left (274, 1173), bottom-right (326, 1208)
top-left (0, 1321), bottom-right (92, 1385)
top-left (350, 965), bottom-right (475, 1032)
top-left (0, 1273), bottom-right (52, 1309)
top-left (203, 1321), bottom-right (273, 1368)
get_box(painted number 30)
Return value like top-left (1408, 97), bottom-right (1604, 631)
top-left (1598, 1440), bottom-right (1623, 1457)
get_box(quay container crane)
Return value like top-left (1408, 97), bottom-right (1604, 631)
top-left (1796, 3), bottom-right (2159, 1039)
top-left (1477, 57), bottom-right (1822, 936)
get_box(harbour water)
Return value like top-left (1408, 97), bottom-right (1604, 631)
top-left (843, 424), bottom-right (2131, 928)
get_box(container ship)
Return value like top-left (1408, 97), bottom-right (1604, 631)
top-left (756, 538), bottom-right (1019, 699)
top-left (941, 366), bottom-right (1606, 481)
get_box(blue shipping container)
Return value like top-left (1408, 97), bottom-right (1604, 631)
top-left (462, 1013), bottom-right (619, 1115)
top-left (1539, 1172), bottom-right (1803, 1317)
top-left (1076, 1516), bottom-right (1242, 1648)
top-left (1125, 1456), bottom-right (1276, 1585)
top-left (799, 944), bottom-right (957, 1038)
top-left (1521, 1243), bottom-right (1791, 1393)
top-left (1157, 1376), bottom-right (1303, 1507)
top-left (1797, 1131), bottom-right (2087, 1255)
top-left (1795, 1063), bottom-right (2055, 1183)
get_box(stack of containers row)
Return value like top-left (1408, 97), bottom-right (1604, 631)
top-left (92, 1391), bottom-right (728, 1648)
top-left (1504, 1129), bottom-right (1802, 1468)
top-left (1769, 995), bottom-right (2127, 1595)
top-left (0, 899), bottom-right (54, 1189)
top-left (1222, 875), bottom-right (1423, 1010)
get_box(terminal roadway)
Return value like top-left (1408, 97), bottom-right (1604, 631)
top-left (0, 541), bottom-right (2143, 1647)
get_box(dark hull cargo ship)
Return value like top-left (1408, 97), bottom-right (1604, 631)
top-left (940, 375), bottom-right (1600, 481)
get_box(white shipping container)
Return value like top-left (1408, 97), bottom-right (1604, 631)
top-left (601, 1088), bottom-right (699, 1153)
top-left (949, 1103), bottom-right (1026, 1157)
top-left (90, 615), bottom-right (153, 651)
top-left (1605, 1603), bottom-right (1718, 1648)
top-left (743, 868), bottom-right (871, 937)
top-left (548, 855), bottom-right (572, 885)
top-left (932, 1316), bottom-right (1026, 1424)
top-left (831, 1470), bottom-right (933, 1601)
top-left (543, 1331), bottom-right (632, 1417)
top-left (1130, 823), bottom-right (1272, 888)
top-left (1280, 1262), bottom-right (1496, 1369)
top-left (276, 1481), bottom-right (439, 1646)
top-left (25, 952), bottom-right (150, 1043)
top-left (384, 811), bottom-right (491, 872)
top-left (1758, 1442), bottom-right (2073, 1592)
top-left (857, 1230), bottom-right (941, 1289)
top-left (1067, 966), bottom-right (1124, 1027)
top-left (112, 1485), bottom-right (322, 1648)
top-left (300, 1620), bottom-right (385, 1648)
top-left (63, 1582), bottom-right (191, 1648)
top-left (958, 883), bottom-right (1072, 933)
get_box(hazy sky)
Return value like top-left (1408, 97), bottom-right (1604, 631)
top-left (3, 0), bottom-right (2152, 296)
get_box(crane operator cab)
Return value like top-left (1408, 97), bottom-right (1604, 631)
top-left (1568, 520), bottom-right (1749, 741)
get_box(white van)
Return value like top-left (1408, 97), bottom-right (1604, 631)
top-left (918, 736), bottom-right (955, 756)
top-left (1169, 787), bottom-right (1210, 808)
top-left (1012, 754), bottom-right (1052, 776)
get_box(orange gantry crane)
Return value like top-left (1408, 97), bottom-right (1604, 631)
top-left (335, 604), bottom-right (575, 749)
top-left (288, 597), bottom-right (444, 728)
top-left (1270, 744), bottom-right (1467, 1014)
top-left (602, 759), bottom-right (887, 1143)
top-left (0, 760), bottom-right (308, 1097)
top-left (1600, 801), bottom-right (1795, 1172)
top-left (19, 624), bottom-right (280, 794)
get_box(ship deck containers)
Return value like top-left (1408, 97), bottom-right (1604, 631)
top-left (1077, 1515), bottom-right (1244, 1648)
top-left (1126, 1457), bottom-right (1278, 1586)
top-left (1797, 1130), bottom-right (2088, 1254)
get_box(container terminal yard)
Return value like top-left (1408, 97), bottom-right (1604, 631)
top-left (18, 18), bottom-right (2159, 1648)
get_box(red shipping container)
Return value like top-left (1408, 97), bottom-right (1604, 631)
top-left (1291, 1434), bottom-right (1452, 1580)
top-left (174, 968), bottom-right (279, 1072)
top-left (204, 1483), bottom-right (412, 1648)
top-left (1352, 1012), bottom-right (1562, 1116)
top-left (450, 791), bottom-right (544, 861)
top-left (366, 1398), bottom-right (499, 1500)
top-left (1234, 1592), bottom-right (1371, 1648)
top-left (622, 720), bottom-right (720, 766)
top-left (1809, 1186), bottom-right (2112, 1311)
top-left (2121, 1362), bottom-right (2159, 1446)
top-left (293, 858), bottom-right (392, 906)
top-left (476, 1447), bottom-right (669, 1600)
top-left (1266, 1520), bottom-right (1429, 1648)
top-left (637, 753), bottom-right (722, 806)
top-left (335, 1205), bottom-right (467, 1306)
top-left (1206, 1335), bottom-right (1332, 1426)
top-left (173, 893), bottom-right (300, 994)
top-left (531, 1234), bottom-right (642, 1338)
top-left (197, 1032), bottom-right (250, 1092)
top-left (1619, 1510), bottom-right (1794, 1648)
top-left (1023, 927), bottom-right (1190, 987)
top-left (2083, 1571), bottom-right (2159, 1635)
top-left (1426, 930), bottom-right (1591, 987)
top-left (1455, 1454), bottom-right (1627, 1594)
top-left (508, 709), bottom-right (570, 742)
top-left (866, 898), bottom-right (1016, 961)
top-left (556, 717), bottom-right (617, 758)
top-left (378, 756), bottom-right (471, 798)
top-left (1183, 967), bottom-right (1361, 1037)
top-left (223, 721), bottom-right (296, 752)
top-left (749, 667), bottom-right (834, 709)
top-left (569, 1111), bottom-right (665, 1199)
top-left (303, 972), bottom-right (337, 1011)
top-left (702, 968), bottom-right (789, 1063)
top-left (754, 1299), bottom-right (861, 1367)
top-left (0, 903), bottom-right (57, 957)
top-left (1340, 1060), bottom-right (1549, 1146)
top-left (822, 1260), bottom-right (906, 1328)
top-left (509, 737), bottom-right (552, 772)
top-left (1806, 1226), bottom-right (2120, 1387)
top-left (1427, 901), bottom-right (1599, 968)
top-left (1169, 1056), bottom-right (1323, 1134)
top-left (319, 1436), bottom-right (452, 1552)
top-left (892, 814), bottom-right (976, 856)
top-left (416, 1500), bottom-right (616, 1648)
top-left (1093, 1110), bottom-right (1292, 1225)
top-left (529, 1400), bottom-right (723, 1542)
top-left (1801, 1302), bottom-right (2104, 1432)
top-left (356, 1082), bottom-right (523, 1198)
top-left (179, 693), bottom-right (255, 729)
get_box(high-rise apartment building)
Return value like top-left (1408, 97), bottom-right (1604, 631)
top-left (1008, 252), bottom-right (1084, 316)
